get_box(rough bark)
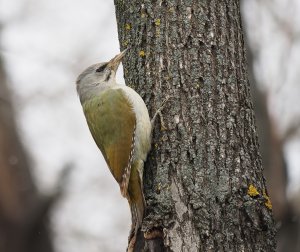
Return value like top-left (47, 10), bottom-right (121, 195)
top-left (114, 1), bottom-right (276, 251)
top-left (0, 31), bottom-right (54, 252)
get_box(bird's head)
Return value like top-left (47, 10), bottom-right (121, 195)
top-left (76, 49), bottom-right (126, 100)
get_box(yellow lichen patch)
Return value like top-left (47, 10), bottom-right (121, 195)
top-left (154, 143), bottom-right (158, 148)
top-left (155, 19), bottom-right (161, 26)
top-left (125, 23), bottom-right (131, 30)
top-left (156, 183), bottom-right (161, 194)
top-left (160, 125), bottom-right (167, 131)
top-left (139, 50), bottom-right (146, 57)
top-left (263, 191), bottom-right (272, 210)
top-left (248, 184), bottom-right (259, 197)
top-left (122, 40), bottom-right (128, 47)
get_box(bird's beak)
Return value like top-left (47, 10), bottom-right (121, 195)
top-left (107, 49), bottom-right (127, 71)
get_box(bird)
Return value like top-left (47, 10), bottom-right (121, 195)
top-left (76, 49), bottom-right (152, 250)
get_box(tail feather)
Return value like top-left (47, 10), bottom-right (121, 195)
top-left (128, 160), bottom-right (145, 233)
top-left (130, 195), bottom-right (145, 230)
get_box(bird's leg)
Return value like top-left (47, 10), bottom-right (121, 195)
top-left (150, 96), bottom-right (172, 132)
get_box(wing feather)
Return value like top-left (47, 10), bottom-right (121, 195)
top-left (83, 88), bottom-right (136, 194)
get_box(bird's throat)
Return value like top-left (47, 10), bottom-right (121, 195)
top-left (79, 81), bottom-right (115, 104)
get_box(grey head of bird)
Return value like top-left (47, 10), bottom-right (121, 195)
top-left (76, 49), bottom-right (126, 103)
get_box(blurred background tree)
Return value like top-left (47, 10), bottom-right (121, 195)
top-left (242, 1), bottom-right (300, 251)
top-left (0, 31), bottom-right (54, 252)
top-left (0, 0), bottom-right (300, 251)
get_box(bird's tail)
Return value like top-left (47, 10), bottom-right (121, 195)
top-left (128, 160), bottom-right (145, 235)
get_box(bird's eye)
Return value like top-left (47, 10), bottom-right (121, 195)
top-left (96, 63), bottom-right (107, 72)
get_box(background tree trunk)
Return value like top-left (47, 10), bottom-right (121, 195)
top-left (0, 30), bottom-right (54, 252)
top-left (114, 1), bottom-right (276, 251)
top-left (244, 18), bottom-right (299, 252)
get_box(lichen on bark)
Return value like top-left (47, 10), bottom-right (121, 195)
top-left (114, 0), bottom-right (276, 251)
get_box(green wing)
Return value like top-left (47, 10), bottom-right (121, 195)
top-left (83, 88), bottom-right (136, 185)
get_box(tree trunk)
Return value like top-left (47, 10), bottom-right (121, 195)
top-left (0, 31), bottom-right (54, 252)
top-left (114, 1), bottom-right (276, 251)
